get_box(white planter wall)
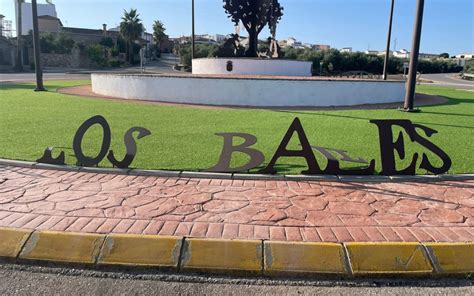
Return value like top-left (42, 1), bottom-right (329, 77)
top-left (192, 58), bottom-right (313, 77)
top-left (92, 74), bottom-right (406, 107)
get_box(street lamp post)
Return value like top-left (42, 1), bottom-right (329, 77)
top-left (319, 61), bottom-right (323, 76)
top-left (383, 0), bottom-right (395, 81)
top-left (15, 0), bottom-right (23, 72)
top-left (403, 0), bottom-right (425, 111)
top-left (191, 0), bottom-right (195, 60)
top-left (31, 0), bottom-right (46, 91)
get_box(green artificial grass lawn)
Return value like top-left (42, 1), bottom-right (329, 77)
top-left (0, 80), bottom-right (472, 174)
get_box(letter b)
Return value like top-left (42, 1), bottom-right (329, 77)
top-left (206, 133), bottom-right (265, 173)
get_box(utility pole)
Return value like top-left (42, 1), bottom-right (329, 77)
top-left (191, 0), bottom-right (195, 60)
top-left (403, 0), bottom-right (425, 112)
top-left (31, 0), bottom-right (46, 91)
top-left (15, 0), bottom-right (23, 72)
top-left (383, 0), bottom-right (395, 80)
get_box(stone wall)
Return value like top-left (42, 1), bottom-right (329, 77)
top-left (39, 48), bottom-right (96, 68)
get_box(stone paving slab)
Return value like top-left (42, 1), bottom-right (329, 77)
top-left (0, 165), bottom-right (472, 242)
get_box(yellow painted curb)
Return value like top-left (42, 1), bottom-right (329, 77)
top-left (98, 234), bottom-right (182, 268)
top-left (19, 231), bottom-right (105, 264)
top-left (264, 241), bottom-right (347, 274)
top-left (180, 238), bottom-right (262, 273)
top-left (0, 225), bottom-right (471, 276)
top-left (424, 243), bottom-right (474, 274)
top-left (345, 242), bottom-right (433, 275)
top-left (0, 227), bottom-right (32, 258)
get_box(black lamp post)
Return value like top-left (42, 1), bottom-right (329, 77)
top-left (31, 0), bottom-right (46, 91)
top-left (16, 0), bottom-right (24, 72)
top-left (191, 0), bottom-right (195, 60)
top-left (383, 0), bottom-right (395, 81)
top-left (403, 0), bottom-right (425, 111)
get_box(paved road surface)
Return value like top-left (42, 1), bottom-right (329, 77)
top-left (422, 73), bottom-right (474, 90)
top-left (0, 54), bottom-right (178, 83)
top-left (0, 73), bottom-right (89, 82)
top-left (0, 263), bottom-right (471, 296)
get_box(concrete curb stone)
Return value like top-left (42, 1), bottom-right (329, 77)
top-left (1, 158), bottom-right (473, 182)
top-left (0, 228), bottom-right (472, 277)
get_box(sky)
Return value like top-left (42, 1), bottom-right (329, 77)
top-left (0, 0), bottom-right (473, 55)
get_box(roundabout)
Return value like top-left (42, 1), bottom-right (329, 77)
top-left (91, 73), bottom-right (406, 108)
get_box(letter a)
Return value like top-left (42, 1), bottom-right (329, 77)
top-left (261, 118), bottom-right (323, 175)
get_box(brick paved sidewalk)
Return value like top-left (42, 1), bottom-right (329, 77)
top-left (0, 165), bottom-right (472, 242)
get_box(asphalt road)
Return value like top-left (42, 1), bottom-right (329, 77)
top-left (0, 54), bottom-right (178, 83)
top-left (0, 262), bottom-right (472, 296)
top-left (0, 73), bottom-right (89, 83)
top-left (422, 73), bottom-right (474, 90)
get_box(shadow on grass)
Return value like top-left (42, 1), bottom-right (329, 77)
top-left (0, 82), bottom-right (66, 92)
top-left (273, 110), bottom-right (474, 130)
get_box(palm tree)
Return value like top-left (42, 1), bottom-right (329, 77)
top-left (119, 9), bottom-right (144, 64)
top-left (152, 20), bottom-right (167, 50)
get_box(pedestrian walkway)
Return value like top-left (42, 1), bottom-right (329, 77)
top-left (0, 165), bottom-right (472, 242)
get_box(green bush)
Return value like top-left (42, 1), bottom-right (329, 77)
top-left (39, 33), bottom-right (75, 54)
top-left (111, 45), bottom-right (120, 57)
top-left (86, 44), bottom-right (107, 67)
top-left (178, 43), bottom-right (220, 67)
top-left (464, 60), bottom-right (474, 74)
top-left (100, 37), bottom-right (114, 48)
top-left (282, 47), bottom-right (462, 75)
top-left (109, 60), bottom-right (121, 67)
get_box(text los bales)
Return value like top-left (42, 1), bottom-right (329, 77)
top-left (207, 118), bottom-right (452, 176)
top-left (38, 116), bottom-right (452, 176)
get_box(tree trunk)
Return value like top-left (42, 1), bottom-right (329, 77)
top-left (245, 27), bottom-right (258, 58)
top-left (129, 40), bottom-right (134, 64)
top-left (16, 0), bottom-right (23, 72)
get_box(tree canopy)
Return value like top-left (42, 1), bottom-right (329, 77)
top-left (223, 0), bottom-right (283, 57)
top-left (120, 9), bottom-right (144, 63)
top-left (152, 20), bottom-right (167, 46)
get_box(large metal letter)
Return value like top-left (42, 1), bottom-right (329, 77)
top-left (73, 115), bottom-right (111, 167)
top-left (36, 147), bottom-right (65, 165)
top-left (310, 146), bottom-right (375, 175)
top-left (413, 124), bottom-right (452, 175)
top-left (108, 127), bottom-right (152, 169)
top-left (370, 120), bottom-right (418, 175)
top-left (206, 133), bottom-right (265, 173)
top-left (261, 118), bottom-right (323, 175)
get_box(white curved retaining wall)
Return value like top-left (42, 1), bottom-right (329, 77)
top-left (192, 58), bottom-right (313, 77)
top-left (91, 74), bottom-right (406, 107)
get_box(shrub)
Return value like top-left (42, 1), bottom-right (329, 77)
top-left (109, 60), bottom-right (121, 67)
top-left (463, 60), bottom-right (474, 74)
top-left (39, 33), bottom-right (75, 54)
top-left (100, 37), bottom-right (114, 48)
top-left (86, 44), bottom-right (107, 67)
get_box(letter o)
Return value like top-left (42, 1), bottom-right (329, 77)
top-left (73, 115), bottom-right (112, 167)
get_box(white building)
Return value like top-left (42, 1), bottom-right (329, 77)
top-left (0, 15), bottom-right (13, 38)
top-left (15, 0), bottom-right (58, 36)
top-left (365, 50), bottom-right (381, 55)
top-left (341, 47), bottom-right (352, 53)
top-left (285, 37), bottom-right (302, 48)
top-left (454, 53), bottom-right (473, 67)
top-left (393, 49), bottom-right (439, 60)
top-left (455, 53), bottom-right (474, 59)
top-left (202, 34), bottom-right (226, 43)
top-left (393, 49), bottom-right (410, 59)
